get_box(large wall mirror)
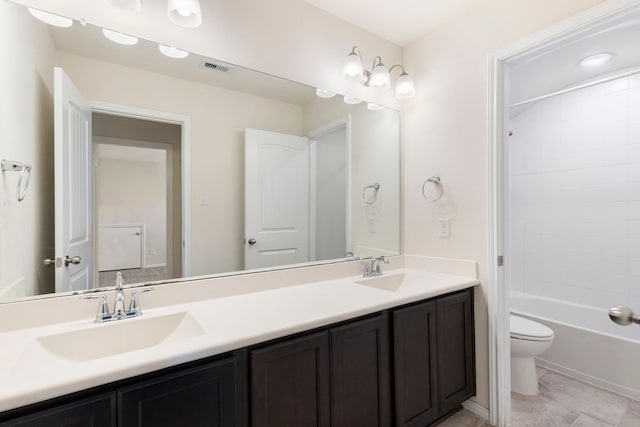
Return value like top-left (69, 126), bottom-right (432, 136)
top-left (0, 0), bottom-right (400, 303)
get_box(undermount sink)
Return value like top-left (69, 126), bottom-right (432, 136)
top-left (36, 312), bottom-right (205, 362)
top-left (355, 273), bottom-right (406, 292)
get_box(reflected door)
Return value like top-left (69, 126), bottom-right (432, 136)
top-left (54, 67), bottom-right (93, 293)
top-left (244, 129), bottom-right (310, 270)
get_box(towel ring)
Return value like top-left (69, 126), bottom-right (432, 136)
top-left (362, 182), bottom-right (380, 205)
top-left (1, 159), bottom-right (32, 202)
top-left (422, 176), bottom-right (443, 202)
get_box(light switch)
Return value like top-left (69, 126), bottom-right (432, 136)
top-left (199, 191), bottom-right (209, 206)
top-left (368, 218), bottom-right (376, 233)
top-left (439, 218), bottom-right (450, 238)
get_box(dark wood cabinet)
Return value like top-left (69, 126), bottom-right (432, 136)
top-left (1, 287), bottom-right (475, 427)
top-left (393, 288), bottom-right (475, 426)
top-left (251, 331), bottom-right (330, 427)
top-left (436, 289), bottom-right (475, 415)
top-left (118, 356), bottom-right (241, 427)
top-left (393, 301), bottom-right (439, 427)
top-left (330, 314), bottom-right (391, 427)
top-left (0, 393), bottom-right (115, 427)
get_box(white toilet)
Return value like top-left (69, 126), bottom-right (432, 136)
top-left (510, 314), bottom-right (554, 395)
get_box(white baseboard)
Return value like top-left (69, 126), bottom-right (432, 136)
top-left (143, 263), bottom-right (167, 269)
top-left (463, 399), bottom-right (490, 421)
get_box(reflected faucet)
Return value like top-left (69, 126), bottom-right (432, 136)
top-left (363, 256), bottom-right (389, 278)
top-left (345, 251), bottom-right (358, 261)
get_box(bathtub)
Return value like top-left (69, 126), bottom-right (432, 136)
top-left (510, 292), bottom-right (640, 400)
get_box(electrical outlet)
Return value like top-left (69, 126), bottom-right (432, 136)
top-left (439, 219), bottom-right (450, 238)
top-left (368, 218), bottom-right (376, 233)
top-left (199, 191), bottom-right (209, 205)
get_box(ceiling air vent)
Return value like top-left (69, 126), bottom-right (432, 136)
top-left (200, 59), bottom-right (230, 73)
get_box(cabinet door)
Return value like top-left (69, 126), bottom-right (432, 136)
top-left (436, 289), bottom-right (475, 415)
top-left (118, 357), bottom-right (239, 427)
top-left (251, 331), bottom-right (330, 427)
top-left (0, 393), bottom-right (115, 427)
top-left (330, 314), bottom-right (391, 427)
top-left (393, 301), bottom-right (438, 427)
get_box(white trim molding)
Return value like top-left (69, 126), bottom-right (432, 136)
top-left (487, 1), bottom-right (640, 426)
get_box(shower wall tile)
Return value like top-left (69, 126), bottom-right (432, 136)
top-left (509, 74), bottom-right (640, 310)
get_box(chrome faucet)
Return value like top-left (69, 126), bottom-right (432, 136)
top-left (363, 256), bottom-right (389, 278)
top-left (81, 272), bottom-right (153, 323)
top-left (345, 251), bottom-right (358, 261)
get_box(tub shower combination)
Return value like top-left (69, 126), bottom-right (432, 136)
top-left (511, 292), bottom-right (640, 400)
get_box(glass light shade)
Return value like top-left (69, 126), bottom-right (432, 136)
top-left (395, 73), bottom-right (416, 99)
top-left (167, 0), bottom-right (202, 28)
top-left (369, 64), bottom-right (391, 90)
top-left (102, 29), bottom-right (139, 46)
top-left (342, 53), bottom-right (364, 83)
top-left (343, 96), bottom-right (362, 105)
top-left (107, 0), bottom-right (142, 13)
top-left (158, 44), bottom-right (189, 59)
top-left (316, 88), bottom-right (336, 98)
top-left (28, 8), bottom-right (73, 28)
top-left (578, 52), bottom-right (613, 68)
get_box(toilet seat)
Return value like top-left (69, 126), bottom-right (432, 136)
top-left (510, 315), bottom-right (554, 341)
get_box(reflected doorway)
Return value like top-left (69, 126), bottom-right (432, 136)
top-left (92, 113), bottom-right (182, 287)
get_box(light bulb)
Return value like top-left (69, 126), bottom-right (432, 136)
top-left (159, 44), bottom-right (189, 59)
top-left (316, 89), bottom-right (336, 98)
top-left (370, 64), bottom-right (390, 90)
top-left (342, 52), bottom-right (364, 83)
top-left (177, 8), bottom-right (192, 17)
top-left (28, 8), bottom-right (73, 28)
top-left (167, 0), bottom-right (202, 28)
top-left (343, 96), bottom-right (362, 105)
top-left (578, 52), bottom-right (613, 68)
top-left (102, 28), bottom-right (139, 46)
top-left (395, 73), bottom-right (416, 99)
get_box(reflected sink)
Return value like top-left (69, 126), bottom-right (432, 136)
top-left (355, 273), bottom-right (406, 292)
top-left (37, 312), bottom-right (205, 362)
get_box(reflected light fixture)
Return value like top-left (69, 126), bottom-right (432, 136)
top-left (107, 0), bottom-right (142, 13)
top-left (159, 44), bottom-right (189, 59)
top-left (579, 52), bottom-right (613, 68)
top-left (28, 8), bottom-right (73, 28)
top-left (102, 28), bottom-right (139, 46)
top-left (167, 0), bottom-right (202, 28)
top-left (316, 88), bottom-right (336, 98)
top-left (343, 96), bottom-right (362, 105)
top-left (342, 46), bottom-right (415, 99)
top-left (367, 103), bottom-right (384, 111)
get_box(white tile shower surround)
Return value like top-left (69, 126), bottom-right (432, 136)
top-left (509, 72), bottom-right (640, 310)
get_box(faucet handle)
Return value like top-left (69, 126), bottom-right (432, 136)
top-left (129, 288), bottom-right (153, 316)
top-left (81, 294), bottom-right (110, 323)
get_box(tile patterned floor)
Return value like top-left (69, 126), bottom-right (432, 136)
top-left (511, 367), bottom-right (640, 427)
top-left (435, 366), bottom-right (640, 427)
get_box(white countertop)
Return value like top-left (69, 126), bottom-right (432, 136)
top-left (0, 266), bottom-right (478, 413)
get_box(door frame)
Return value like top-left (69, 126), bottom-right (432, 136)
top-left (307, 117), bottom-right (352, 261)
top-left (90, 100), bottom-right (192, 277)
top-left (487, 0), bottom-right (640, 425)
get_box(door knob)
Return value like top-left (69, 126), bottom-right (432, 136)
top-left (43, 258), bottom-right (62, 267)
top-left (248, 238), bottom-right (256, 246)
top-left (64, 255), bottom-right (82, 266)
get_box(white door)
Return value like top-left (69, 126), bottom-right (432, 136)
top-left (98, 225), bottom-right (143, 271)
top-left (244, 128), bottom-right (310, 269)
top-left (54, 67), bottom-right (93, 293)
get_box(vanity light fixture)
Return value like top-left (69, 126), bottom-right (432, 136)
top-left (579, 52), bottom-right (613, 68)
top-left (102, 28), bottom-right (139, 46)
top-left (316, 88), bottom-right (336, 98)
top-left (343, 96), bottom-right (362, 105)
top-left (167, 0), bottom-right (202, 28)
top-left (342, 46), bottom-right (415, 99)
top-left (159, 44), bottom-right (189, 59)
top-left (28, 8), bottom-right (73, 28)
top-left (107, 0), bottom-right (142, 13)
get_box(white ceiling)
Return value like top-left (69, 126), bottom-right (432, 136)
top-left (301, 0), bottom-right (478, 46)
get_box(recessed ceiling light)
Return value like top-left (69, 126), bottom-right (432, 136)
top-left (102, 29), bottom-right (139, 46)
top-left (316, 89), bottom-right (336, 98)
top-left (579, 52), bottom-right (613, 68)
top-left (158, 44), bottom-right (189, 59)
top-left (367, 103), bottom-right (384, 111)
top-left (28, 8), bottom-right (73, 28)
top-left (343, 96), bottom-right (362, 105)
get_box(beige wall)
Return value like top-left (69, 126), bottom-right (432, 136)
top-left (56, 53), bottom-right (304, 276)
top-left (402, 0), bottom-right (607, 409)
top-left (0, 2), bottom-right (55, 298)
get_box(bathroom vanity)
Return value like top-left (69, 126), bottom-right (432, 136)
top-left (0, 261), bottom-right (477, 427)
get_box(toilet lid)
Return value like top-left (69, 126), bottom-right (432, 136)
top-left (510, 315), bottom-right (554, 340)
